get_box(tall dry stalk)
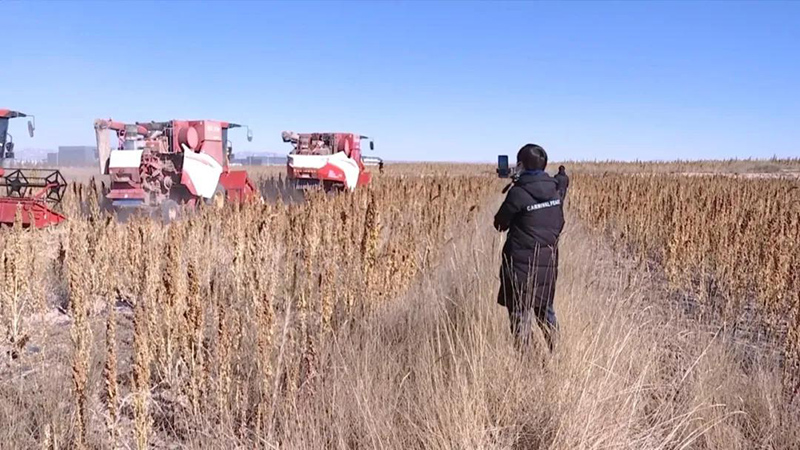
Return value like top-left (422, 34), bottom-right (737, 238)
top-left (132, 296), bottom-right (152, 450)
top-left (299, 202), bottom-right (321, 388)
top-left (129, 221), bottom-right (156, 449)
top-left (0, 169), bottom-right (504, 446)
top-left (185, 261), bottom-right (205, 417)
top-left (67, 224), bottom-right (92, 449)
top-left (214, 279), bottom-right (234, 426)
top-left (360, 190), bottom-right (381, 305)
top-left (252, 218), bottom-right (277, 432)
top-left (0, 213), bottom-right (36, 360)
top-left (104, 289), bottom-right (119, 446)
top-left (161, 225), bottom-right (186, 383)
top-left (569, 172), bottom-right (800, 397)
top-left (1, 227), bottom-right (21, 358)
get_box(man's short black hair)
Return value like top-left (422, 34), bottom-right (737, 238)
top-left (558, 165), bottom-right (565, 172)
top-left (517, 144), bottom-right (547, 171)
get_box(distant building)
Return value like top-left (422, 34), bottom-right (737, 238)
top-left (46, 152), bottom-right (58, 166)
top-left (57, 145), bottom-right (97, 167)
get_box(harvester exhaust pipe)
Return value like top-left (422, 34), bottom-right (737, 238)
top-left (95, 119), bottom-right (112, 175)
top-left (281, 130), bottom-right (299, 144)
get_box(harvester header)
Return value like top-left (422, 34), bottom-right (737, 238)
top-left (0, 108), bottom-right (65, 229)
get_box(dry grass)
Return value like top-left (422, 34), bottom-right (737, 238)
top-left (558, 157), bottom-right (800, 175)
top-left (0, 162), bottom-right (798, 449)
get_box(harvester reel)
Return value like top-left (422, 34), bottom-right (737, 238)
top-left (0, 168), bottom-right (67, 228)
top-left (44, 170), bottom-right (67, 204)
top-left (4, 170), bottom-right (29, 198)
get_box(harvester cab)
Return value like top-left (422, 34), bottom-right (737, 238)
top-left (95, 118), bottom-right (258, 220)
top-left (281, 131), bottom-right (378, 191)
top-left (0, 109), bottom-right (67, 228)
top-left (224, 124), bottom-right (253, 165)
top-left (0, 109), bottom-right (35, 164)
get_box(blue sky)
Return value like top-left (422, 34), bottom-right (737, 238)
top-left (3, 0), bottom-right (799, 162)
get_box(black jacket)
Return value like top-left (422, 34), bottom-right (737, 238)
top-left (494, 171), bottom-right (565, 308)
top-left (554, 171), bottom-right (569, 198)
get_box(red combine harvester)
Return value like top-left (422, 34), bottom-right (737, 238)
top-left (95, 118), bottom-right (258, 220)
top-left (0, 109), bottom-right (67, 228)
top-left (281, 131), bottom-right (379, 191)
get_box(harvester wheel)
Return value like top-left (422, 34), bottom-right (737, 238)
top-left (206, 184), bottom-right (227, 210)
top-left (160, 199), bottom-right (181, 223)
top-left (99, 196), bottom-right (114, 214)
top-left (322, 181), bottom-right (346, 194)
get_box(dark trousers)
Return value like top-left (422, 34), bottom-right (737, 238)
top-left (507, 302), bottom-right (558, 352)
top-left (498, 252), bottom-right (560, 353)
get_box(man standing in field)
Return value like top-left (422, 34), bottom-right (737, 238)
top-left (555, 165), bottom-right (569, 202)
top-left (494, 144), bottom-right (565, 352)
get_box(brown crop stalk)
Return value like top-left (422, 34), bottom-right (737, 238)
top-left (104, 288), bottom-right (120, 446)
top-left (570, 173), bottom-right (800, 397)
top-left (68, 223), bottom-right (92, 449)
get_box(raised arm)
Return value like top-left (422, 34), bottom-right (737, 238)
top-left (493, 188), bottom-right (523, 231)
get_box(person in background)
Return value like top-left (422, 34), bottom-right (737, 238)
top-left (493, 144), bottom-right (565, 352)
top-left (555, 165), bottom-right (569, 202)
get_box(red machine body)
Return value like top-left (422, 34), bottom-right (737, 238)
top-left (281, 131), bottom-right (378, 191)
top-left (95, 118), bottom-right (257, 215)
top-left (0, 109), bottom-right (66, 229)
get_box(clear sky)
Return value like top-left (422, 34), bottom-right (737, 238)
top-left (3, 0), bottom-right (799, 162)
